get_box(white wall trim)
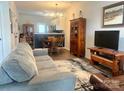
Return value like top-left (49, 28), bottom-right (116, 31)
top-left (64, 47), bottom-right (70, 51)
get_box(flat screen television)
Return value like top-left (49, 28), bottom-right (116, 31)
top-left (95, 30), bottom-right (120, 50)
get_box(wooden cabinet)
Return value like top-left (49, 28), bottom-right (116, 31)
top-left (22, 24), bottom-right (34, 48)
top-left (70, 18), bottom-right (86, 57)
top-left (89, 47), bottom-right (124, 76)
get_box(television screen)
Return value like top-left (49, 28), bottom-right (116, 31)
top-left (95, 30), bottom-right (119, 50)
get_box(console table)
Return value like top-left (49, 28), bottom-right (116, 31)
top-left (34, 33), bottom-right (64, 48)
top-left (88, 47), bottom-right (124, 76)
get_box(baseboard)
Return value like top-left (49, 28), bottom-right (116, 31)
top-left (64, 47), bottom-right (70, 51)
top-left (85, 57), bottom-right (91, 62)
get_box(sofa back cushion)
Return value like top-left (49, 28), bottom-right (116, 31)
top-left (16, 46), bottom-right (35, 63)
top-left (0, 67), bottom-right (13, 85)
top-left (1, 50), bottom-right (38, 82)
top-left (17, 42), bottom-right (33, 56)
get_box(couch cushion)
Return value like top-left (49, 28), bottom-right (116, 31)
top-left (16, 47), bottom-right (36, 63)
top-left (1, 50), bottom-right (38, 82)
top-left (35, 55), bottom-right (53, 62)
top-left (17, 42), bottom-right (33, 56)
top-left (0, 67), bottom-right (13, 85)
top-left (36, 61), bottom-right (56, 70)
top-left (29, 68), bottom-right (60, 85)
top-left (28, 72), bottom-right (75, 91)
top-left (35, 55), bottom-right (57, 70)
top-left (33, 48), bottom-right (48, 56)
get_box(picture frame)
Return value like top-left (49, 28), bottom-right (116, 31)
top-left (103, 1), bottom-right (124, 27)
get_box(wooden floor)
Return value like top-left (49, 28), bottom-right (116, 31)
top-left (49, 49), bottom-right (77, 60)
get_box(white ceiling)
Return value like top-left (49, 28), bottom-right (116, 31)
top-left (15, 1), bottom-right (72, 17)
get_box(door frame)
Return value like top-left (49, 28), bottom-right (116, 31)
top-left (0, 2), bottom-right (11, 62)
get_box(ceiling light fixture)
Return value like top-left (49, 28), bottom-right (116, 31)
top-left (36, 3), bottom-right (63, 17)
top-left (55, 3), bottom-right (63, 18)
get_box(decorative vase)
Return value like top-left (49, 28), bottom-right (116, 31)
top-left (72, 13), bottom-right (75, 19)
top-left (79, 10), bottom-right (83, 18)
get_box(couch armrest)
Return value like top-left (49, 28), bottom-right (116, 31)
top-left (28, 72), bottom-right (76, 91)
top-left (33, 48), bottom-right (48, 56)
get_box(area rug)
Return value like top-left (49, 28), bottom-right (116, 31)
top-left (54, 58), bottom-right (101, 91)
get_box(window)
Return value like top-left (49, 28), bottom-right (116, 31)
top-left (38, 24), bottom-right (46, 33)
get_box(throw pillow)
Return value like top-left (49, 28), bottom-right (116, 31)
top-left (0, 67), bottom-right (13, 85)
top-left (1, 50), bottom-right (38, 82)
top-left (17, 42), bottom-right (33, 56)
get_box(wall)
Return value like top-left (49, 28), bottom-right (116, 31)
top-left (64, 1), bottom-right (124, 59)
top-left (50, 16), bottom-right (65, 31)
top-left (18, 14), bottom-right (51, 33)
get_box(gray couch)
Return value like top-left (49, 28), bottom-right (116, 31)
top-left (0, 42), bottom-right (76, 91)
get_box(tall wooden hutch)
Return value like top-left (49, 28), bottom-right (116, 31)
top-left (70, 17), bottom-right (86, 57)
top-left (23, 24), bottom-right (34, 48)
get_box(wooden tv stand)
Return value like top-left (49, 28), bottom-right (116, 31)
top-left (89, 47), bottom-right (124, 76)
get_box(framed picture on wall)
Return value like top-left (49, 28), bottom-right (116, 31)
top-left (103, 1), bottom-right (124, 27)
